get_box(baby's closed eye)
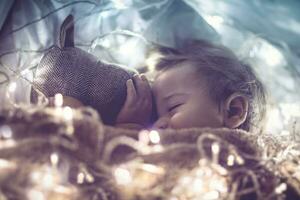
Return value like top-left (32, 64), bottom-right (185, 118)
top-left (168, 103), bottom-right (183, 113)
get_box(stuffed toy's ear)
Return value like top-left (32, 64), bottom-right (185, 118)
top-left (59, 14), bottom-right (74, 48)
top-left (32, 15), bottom-right (137, 125)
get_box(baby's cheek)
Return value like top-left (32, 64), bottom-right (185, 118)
top-left (169, 113), bottom-right (190, 129)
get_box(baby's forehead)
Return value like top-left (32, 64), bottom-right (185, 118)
top-left (153, 63), bottom-right (209, 94)
top-left (155, 62), bottom-right (205, 83)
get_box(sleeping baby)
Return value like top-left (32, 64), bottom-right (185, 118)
top-left (119, 40), bottom-right (267, 133)
top-left (34, 15), bottom-right (266, 133)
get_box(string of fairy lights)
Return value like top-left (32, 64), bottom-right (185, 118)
top-left (0, 92), bottom-right (297, 199)
top-left (1, 0), bottom-right (300, 135)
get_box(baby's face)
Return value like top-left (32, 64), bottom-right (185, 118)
top-left (152, 62), bottom-right (224, 129)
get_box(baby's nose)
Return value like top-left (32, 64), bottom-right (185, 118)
top-left (153, 117), bottom-right (169, 129)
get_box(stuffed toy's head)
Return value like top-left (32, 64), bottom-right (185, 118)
top-left (32, 15), bottom-right (136, 124)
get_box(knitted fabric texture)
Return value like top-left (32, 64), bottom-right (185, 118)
top-left (33, 46), bottom-right (136, 125)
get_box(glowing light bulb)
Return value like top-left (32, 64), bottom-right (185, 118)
top-left (0, 125), bottom-right (13, 139)
top-left (30, 166), bottom-right (60, 189)
top-left (275, 183), bottom-right (287, 194)
top-left (235, 155), bottom-right (245, 165)
top-left (210, 178), bottom-right (228, 193)
top-left (172, 160), bottom-right (228, 200)
top-left (0, 126), bottom-right (15, 150)
top-left (52, 101), bottom-right (75, 134)
top-left (77, 172), bottom-right (85, 184)
top-left (204, 190), bottom-right (220, 199)
top-left (211, 142), bottom-right (220, 155)
top-left (8, 82), bottom-right (17, 93)
top-left (149, 130), bottom-right (160, 144)
top-left (192, 178), bottom-right (203, 190)
top-left (50, 153), bottom-right (59, 166)
top-left (114, 167), bottom-right (132, 185)
top-left (42, 173), bottom-right (55, 188)
top-left (85, 173), bottom-right (94, 183)
top-left (27, 189), bottom-right (46, 200)
top-left (138, 130), bottom-right (150, 145)
top-left (54, 93), bottom-right (63, 107)
top-left (63, 107), bottom-right (73, 121)
top-left (227, 154), bottom-right (235, 166)
top-left (62, 106), bottom-right (74, 135)
top-left (0, 159), bottom-right (15, 170)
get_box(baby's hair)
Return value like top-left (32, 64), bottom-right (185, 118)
top-left (147, 40), bottom-right (266, 132)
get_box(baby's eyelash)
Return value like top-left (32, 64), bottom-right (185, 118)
top-left (168, 104), bottom-right (182, 112)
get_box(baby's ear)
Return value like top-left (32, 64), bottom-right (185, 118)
top-left (223, 93), bottom-right (249, 129)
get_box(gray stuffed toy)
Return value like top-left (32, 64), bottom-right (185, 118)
top-left (32, 15), bottom-right (137, 125)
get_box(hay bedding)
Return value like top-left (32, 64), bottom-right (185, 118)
top-left (0, 107), bottom-right (299, 200)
